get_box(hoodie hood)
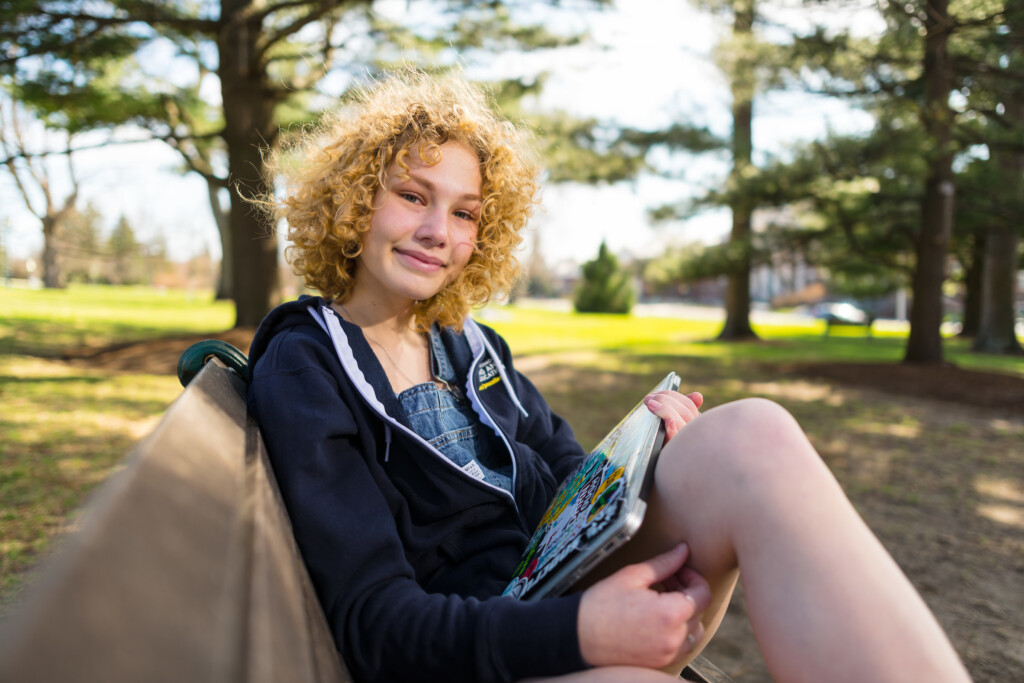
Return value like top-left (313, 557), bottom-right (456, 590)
top-left (248, 294), bottom-right (329, 373)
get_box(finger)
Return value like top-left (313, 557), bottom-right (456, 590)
top-left (661, 572), bottom-right (685, 593)
top-left (619, 543), bottom-right (690, 589)
top-left (660, 567), bottom-right (711, 613)
top-left (680, 619), bottom-right (706, 657)
top-left (644, 394), bottom-right (697, 442)
top-left (643, 398), bottom-right (685, 440)
top-left (686, 391), bottom-right (704, 410)
top-left (646, 391), bottom-right (701, 421)
top-left (677, 566), bottom-right (713, 613)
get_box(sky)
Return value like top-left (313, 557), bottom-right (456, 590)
top-left (0, 0), bottom-right (881, 271)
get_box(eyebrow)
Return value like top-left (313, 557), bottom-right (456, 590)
top-left (401, 171), bottom-right (481, 203)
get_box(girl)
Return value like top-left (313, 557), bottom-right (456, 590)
top-left (248, 70), bottom-right (970, 683)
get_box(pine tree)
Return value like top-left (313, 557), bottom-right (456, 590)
top-left (574, 242), bottom-right (634, 314)
top-left (107, 215), bottom-right (140, 285)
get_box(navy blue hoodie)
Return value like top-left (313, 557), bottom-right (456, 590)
top-left (248, 297), bottom-right (590, 682)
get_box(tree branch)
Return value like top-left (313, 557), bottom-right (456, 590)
top-left (256, 1), bottom-right (355, 58)
top-left (0, 131), bottom-right (222, 167)
top-left (37, 5), bottom-right (217, 34)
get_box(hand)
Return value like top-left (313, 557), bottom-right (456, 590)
top-left (643, 390), bottom-right (703, 442)
top-left (577, 543), bottom-right (712, 669)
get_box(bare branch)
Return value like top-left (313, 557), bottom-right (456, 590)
top-left (0, 130), bottom-right (222, 167)
top-left (0, 101), bottom-right (47, 218)
top-left (64, 130), bottom-right (80, 209)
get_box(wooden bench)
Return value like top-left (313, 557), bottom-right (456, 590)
top-left (0, 342), bottom-right (732, 683)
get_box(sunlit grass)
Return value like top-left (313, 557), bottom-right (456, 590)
top-left (0, 283), bottom-right (234, 357)
top-left (0, 355), bottom-right (182, 608)
top-left (481, 304), bottom-right (1024, 378)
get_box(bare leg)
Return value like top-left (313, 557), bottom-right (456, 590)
top-left (522, 666), bottom-right (679, 683)
top-left (530, 398), bottom-right (970, 682)
top-left (634, 397), bottom-right (971, 683)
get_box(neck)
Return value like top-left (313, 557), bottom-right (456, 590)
top-left (335, 291), bottom-right (418, 342)
top-left (332, 297), bottom-right (434, 393)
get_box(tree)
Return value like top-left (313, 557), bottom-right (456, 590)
top-left (744, 108), bottom-right (927, 308)
top-left (717, 0), bottom-right (760, 340)
top-left (901, 0), bottom-right (956, 364)
top-left (638, 0), bottom-right (791, 340)
top-left (2, 1), bottom-right (357, 319)
top-left (1, 1), bottom-right (621, 325)
top-left (574, 241), bottom-right (635, 314)
top-left (779, 0), bottom-right (1024, 361)
top-left (0, 96), bottom-right (78, 288)
top-left (59, 202), bottom-right (105, 283)
top-left (961, 2), bottom-right (1024, 354)
top-left (107, 215), bottom-right (141, 285)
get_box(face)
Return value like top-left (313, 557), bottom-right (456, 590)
top-left (352, 141), bottom-right (482, 307)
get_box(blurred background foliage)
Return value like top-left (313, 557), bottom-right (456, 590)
top-left (0, 0), bottom-right (1021, 358)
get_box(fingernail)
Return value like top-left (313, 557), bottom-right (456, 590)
top-left (645, 398), bottom-right (662, 411)
top-left (684, 593), bottom-right (699, 610)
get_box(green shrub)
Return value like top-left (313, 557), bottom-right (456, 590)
top-left (574, 241), bottom-right (635, 314)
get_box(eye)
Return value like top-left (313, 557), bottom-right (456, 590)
top-left (454, 209), bottom-right (478, 222)
top-left (399, 192), bottom-right (422, 204)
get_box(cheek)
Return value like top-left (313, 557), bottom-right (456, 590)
top-left (450, 240), bottom-right (476, 268)
top-left (450, 226), bottom-right (478, 262)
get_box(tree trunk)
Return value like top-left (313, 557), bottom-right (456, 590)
top-left (904, 0), bottom-right (953, 364)
top-left (972, 221), bottom-right (1022, 354)
top-left (718, 0), bottom-right (758, 341)
top-left (958, 232), bottom-right (984, 337)
top-left (41, 214), bottom-right (63, 289)
top-left (972, 8), bottom-right (1024, 355)
top-left (220, 0), bottom-right (279, 328)
top-left (207, 182), bottom-right (233, 301)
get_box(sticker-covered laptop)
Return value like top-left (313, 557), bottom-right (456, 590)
top-left (502, 372), bottom-right (681, 601)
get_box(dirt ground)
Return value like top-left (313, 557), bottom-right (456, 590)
top-left (64, 333), bottom-right (1024, 682)
top-left (700, 361), bottom-right (1024, 683)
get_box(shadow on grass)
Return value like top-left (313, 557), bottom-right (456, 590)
top-left (0, 319), bottom-right (201, 358)
top-left (0, 375), bottom-right (106, 385)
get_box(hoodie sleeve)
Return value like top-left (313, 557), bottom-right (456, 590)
top-left (249, 329), bottom-right (588, 683)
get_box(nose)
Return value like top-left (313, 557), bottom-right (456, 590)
top-left (416, 207), bottom-right (449, 246)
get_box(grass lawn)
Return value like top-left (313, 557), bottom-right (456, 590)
top-left (0, 356), bottom-right (182, 603)
top-left (1, 285), bottom-right (1022, 682)
top-left (0, 283), bottom-right (234, 357)
top-left (479, 305), bottom-right (1024, 377)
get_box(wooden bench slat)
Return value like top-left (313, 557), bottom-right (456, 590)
top-left (0, 360), bottom-right (346, 683)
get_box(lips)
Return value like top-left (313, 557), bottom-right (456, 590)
top-left (395, 248), bottom-right (445, 271)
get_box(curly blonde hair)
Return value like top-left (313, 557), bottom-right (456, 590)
top-left (266, 69), bottom-right (541, 331)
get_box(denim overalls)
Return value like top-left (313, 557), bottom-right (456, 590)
top-left (398, 327), bottom-right (513, 492)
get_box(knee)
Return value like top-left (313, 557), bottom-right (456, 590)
top-left (703, 397), bottom-right (808, 452)
top-left (661, 397), bottom-right (822, 491)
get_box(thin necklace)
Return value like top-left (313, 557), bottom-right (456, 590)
top-left (337, 303), bottom-right (424, 389)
